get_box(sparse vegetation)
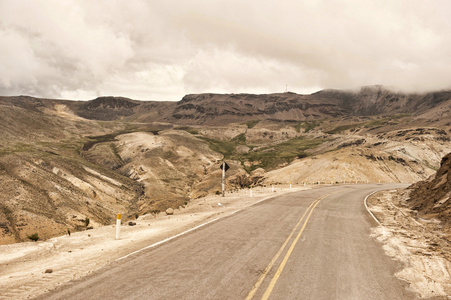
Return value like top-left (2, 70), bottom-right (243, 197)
top-left (232, 133), bottom-right (246, 143)
top-left (27, 233), bottom-right (39, 242)
top-left (293, 121), bottom-right (321, 133)
top-left (326, 123), bottom-right (362, 134)
top-left (245, 120), bottom-right (261, 128)
top-left (110, 143), bottom-right (124, 163)
top-left (238, 136), bottom-right (326, 172)
top-left (186, 128), bottom-right (199, 135)
top-left (197, 136), bottom-right (238, 158)
top-left (199, 134), bottom-right (326, 172)
top-left (177, 126), bottom-right (199, 135)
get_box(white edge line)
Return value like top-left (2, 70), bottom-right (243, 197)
top-left (364, 191), bottom-right (382, 226)
top-left (115, 193), bottom-right (282, 261)
top-left (115, 217), bottom-right (220, 261)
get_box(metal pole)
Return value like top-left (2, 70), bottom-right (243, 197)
top-left (222, 162), bottom-right (225, 197)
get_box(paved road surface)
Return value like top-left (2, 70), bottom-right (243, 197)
top-left (38, 184), bottom-right (418, 300)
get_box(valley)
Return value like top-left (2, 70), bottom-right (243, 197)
top-left (0, 86), bottom-right (450, 244)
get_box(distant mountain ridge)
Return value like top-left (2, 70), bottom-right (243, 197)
top-left (1, 86), bottom-right (451, 124)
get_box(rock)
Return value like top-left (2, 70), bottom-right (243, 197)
top-left (166, 208), bottom-right (174, 215)
top-left (251, 168), bottom-right (266, 177)
top-left (128, 221), bottom-right (137, 226)
top-left (45, 269), bottom-right (53, 274)
top-left (86, 226), bottom-right (93, 230)
top-left (236, 145), bottom-right (250, 154)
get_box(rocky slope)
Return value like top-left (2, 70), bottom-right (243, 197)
top-left (407, 152), bottom-right (451, 226)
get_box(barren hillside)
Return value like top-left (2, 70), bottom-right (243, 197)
top-left (407, 152), bottom-right (451, 226)
top-left (1, 86), bottom-right (450, 244)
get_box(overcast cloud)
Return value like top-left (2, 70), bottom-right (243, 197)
top-left (1, 0), bottom-right (450, 101)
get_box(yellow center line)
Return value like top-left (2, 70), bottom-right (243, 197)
top-left (261, 198), bottom-right (322, 300)
top-left (245, 198), bottom-right (320, 300)
top-left (246, 191), bottom-right (341, 300)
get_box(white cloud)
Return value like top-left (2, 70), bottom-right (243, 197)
top-left (1, 0), bottom-right (450, 101)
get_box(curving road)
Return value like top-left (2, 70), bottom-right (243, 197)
top-left (38, 184), bottom-right (418, 300)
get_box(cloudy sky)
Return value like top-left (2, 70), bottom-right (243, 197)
top-left (1, 0), bottom-right (450, 101)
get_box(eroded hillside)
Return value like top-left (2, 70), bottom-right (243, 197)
top-left (1, 87), bottom-right (450, 244)
top-left (407, 152), bottom-right (451, 226)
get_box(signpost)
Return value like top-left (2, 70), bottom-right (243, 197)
top-left (220, 162), bottom-right (230, 197)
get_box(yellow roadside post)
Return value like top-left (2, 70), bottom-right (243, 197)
top-left (116, 214), bottom-right (121, 240)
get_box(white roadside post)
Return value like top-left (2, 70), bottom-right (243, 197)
top-left (250, 187), bottom-right (253, 198)
top-left (272, 184), bottom-right (275, 192)
top-left (116, 214), bottom-right (121, 240)
top-left (290, 182), bottom-right (292, 189)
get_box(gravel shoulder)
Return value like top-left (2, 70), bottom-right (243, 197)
top-left (0, 185), bottom-right (307, 300)
top-left (367, 189), bottom-right (451, 299)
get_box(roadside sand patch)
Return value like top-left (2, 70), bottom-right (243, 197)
top-left (368, 190), bottom-right (451, 298)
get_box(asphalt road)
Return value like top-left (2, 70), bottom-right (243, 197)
top-left (38, 184), bottom-right (418, 300)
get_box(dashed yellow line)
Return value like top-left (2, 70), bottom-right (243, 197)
top-left (246, 191), bottom-right (339, 300)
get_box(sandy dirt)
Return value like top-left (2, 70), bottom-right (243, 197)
top-left (368, 189), bottom-right (451, 299)
top-left (0, 185), bottom-right (307, 300)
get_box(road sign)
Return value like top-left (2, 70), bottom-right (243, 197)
top-left (221, 162), bottom-right (230, 197)
top-left (220, 162), bottom-right (230, 172)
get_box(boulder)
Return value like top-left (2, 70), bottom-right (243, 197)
top-left (166, 208), bottom-right (174, 215)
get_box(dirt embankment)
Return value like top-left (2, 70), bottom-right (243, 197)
top-left (407, 152), bottom-right (451, 226)
top-left (368, 189), bottom-right (451, 298)
top-left (367, 153), bottom-right (451, 298)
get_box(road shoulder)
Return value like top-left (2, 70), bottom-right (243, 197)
top-left (367, 189), bottom-right (451, 298)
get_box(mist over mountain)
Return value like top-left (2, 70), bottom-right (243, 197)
top-left (13, 86), bottom-right (445, 125)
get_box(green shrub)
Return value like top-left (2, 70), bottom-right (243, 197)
top-left (27, 233), bottom-right (39, 242)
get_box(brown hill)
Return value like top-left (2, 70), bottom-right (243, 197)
top-left (1, 86), bottom-right (450, 244)
top-left (3, 86), bottom-right (451, 126)
top-left (125, 87), bottom-right (451, 125)
top-left (407, 153), bottom-right (451, 226)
